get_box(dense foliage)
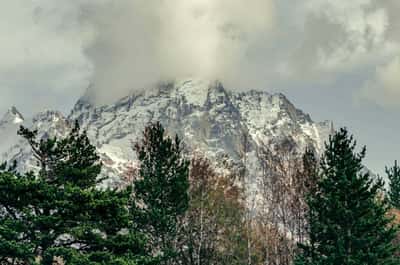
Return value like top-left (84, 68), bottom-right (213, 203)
top-left (387, 160), bottom-right (400, 209)
top-left (1, 121), bottom-right (399, 265)
top-left (0, 121), bottom-right (153, 265)
top-left (296, 128), bottom-right (398, 265)
top-left (133, 122), bottom-right (190, 263)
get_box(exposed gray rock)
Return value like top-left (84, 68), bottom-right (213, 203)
top-left (0, 79), bottom-right (333, 189)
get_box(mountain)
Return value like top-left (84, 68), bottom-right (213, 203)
top-left (0, 106), bottom-right (24, 127)
top-left (0, 106), bottom-right (25, 159)
top-left (0, 79), bottom-right (333, 188)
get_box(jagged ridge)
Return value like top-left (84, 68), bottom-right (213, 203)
top-left (0, 79), bottom-right (333, 188)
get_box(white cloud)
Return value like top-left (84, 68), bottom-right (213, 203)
top-left (0, 0), bottom-right (95, 114)
top-left (290, 0), bottom-right (391, 75)
top-left (84, 0), bottom-right (276, 104)
top-left (360, 57), bottom-right (400, 108)
top-left (1, 0), bottom-right (400, 112)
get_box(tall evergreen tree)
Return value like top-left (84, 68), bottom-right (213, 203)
top-left (134, 122), bottom-right (190, 263)
top-left (301, 148), bottom-right (319, 195)
top-left (387, 160), bottom-right (400, 209)
top-left (0, 121), bottom-right (153, 265)
top-left (296, 128), bottom-right (398, 265)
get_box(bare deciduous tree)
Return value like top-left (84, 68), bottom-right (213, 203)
top-left (176, 155), bottom-right (254, 265)
top-left (256, 140), bottom-right (319, 265)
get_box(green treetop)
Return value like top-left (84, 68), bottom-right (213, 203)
top-left (0, 121), bottom-right (153, 265)
top-left (387, 160), bottom-right (400, 209)
top-left (133, 122), bottom-right (190, 263)
top-left (296, 128), bottom-right (398, 265)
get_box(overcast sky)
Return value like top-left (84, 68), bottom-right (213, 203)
top-left (0, 0), bottom-right (399, 175)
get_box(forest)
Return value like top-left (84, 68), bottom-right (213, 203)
top-left (0, 121), bottom-right (399, 265)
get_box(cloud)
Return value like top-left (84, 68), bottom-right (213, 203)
top-left (288, 0), bottom-right (391, 78)
top-left (84, 0), bottom-right (276, 104)
top-left (275, 0), bottom-right (400, 111)
top-left (0, 0), bottom-right (95, 114)
top-left (360, 57), bottom-right (400, 108)
top-left (1, 0), bottom-right (400, 112)
top-left (83, 0), bottom-right (397, 104)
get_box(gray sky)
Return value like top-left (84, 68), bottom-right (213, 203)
top-left (0, 0), bottom-right (399, 175)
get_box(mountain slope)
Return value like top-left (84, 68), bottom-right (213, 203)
top-left (0, 79), bottom-right (333, 188)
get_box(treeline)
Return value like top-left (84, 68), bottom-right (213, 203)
top-left (0, 121), bottom-right (399, 265)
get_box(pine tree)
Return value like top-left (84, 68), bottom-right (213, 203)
top-left (296, 128), bottom-right (398, 265)
top-left (387, 160), bottom-right (400, 209)
top-left (301, 148), bottom-right (319, 195)
top-left (134, 122), bottom-right (190, 263)
top-left (0, 121), bottom-right (153, 265)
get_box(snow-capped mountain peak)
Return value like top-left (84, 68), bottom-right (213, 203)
top-left (0, 106), bottom-right (24, 126)
top-left (1, 79), bottom-right (333, 188)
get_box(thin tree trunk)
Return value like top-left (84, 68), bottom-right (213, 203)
top-left (247, 210), bottom-right (252, 265)
top-left (197, 188), bottom-right (205, 265)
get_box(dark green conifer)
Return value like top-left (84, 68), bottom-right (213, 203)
top-left (296, 128), bottom-right (398, 265)
top-left (302, 147), bottom-right (319, 195)
top-left (387, 160), bottom-right (400, 209)
top-left (0, 121), bottom-right (152, 264)
top-left (134, 122), bottom-right (190, 263)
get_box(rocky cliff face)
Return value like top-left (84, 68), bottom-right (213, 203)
top-left (0, 79), bottom-right (333, 188)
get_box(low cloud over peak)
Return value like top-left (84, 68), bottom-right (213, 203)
top-left (1, 0), bottom-right (400, 111)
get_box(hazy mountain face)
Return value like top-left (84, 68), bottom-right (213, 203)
top-left (0, 79), bottom-right (332, 189)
